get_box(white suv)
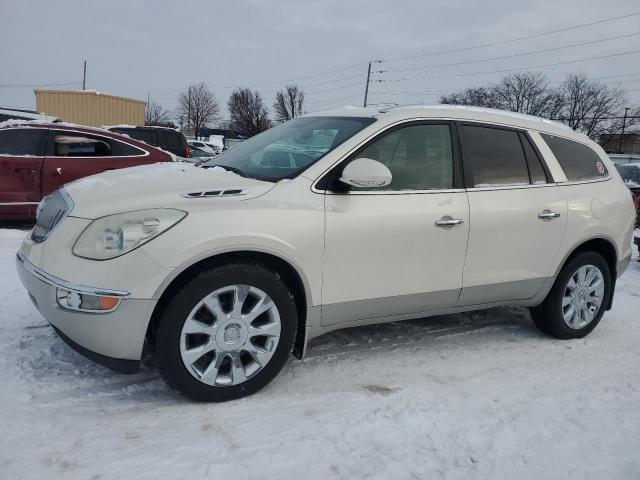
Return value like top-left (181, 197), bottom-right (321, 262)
top-left (17, 105), bottom-right (635, 402)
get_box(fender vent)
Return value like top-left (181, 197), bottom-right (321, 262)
top-left (181, 189), bottom-right (246, 198)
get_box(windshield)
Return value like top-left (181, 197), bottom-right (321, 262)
top-left (202, 116), bottom-right (376, 181)
top-left (616, 164), bottom-right (640, 185)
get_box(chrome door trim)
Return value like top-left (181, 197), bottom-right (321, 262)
top-left (435, 218), bottom-right (464, 228)
top-left (537, 211), bottom-right (561, 220)
top-left (0, 201), bottom-right (40, 205)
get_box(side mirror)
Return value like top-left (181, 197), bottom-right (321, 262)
top-left (339, 158), bottom-right (392, 188)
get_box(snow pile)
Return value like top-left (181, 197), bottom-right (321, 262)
top-left (0, 229), bottom-right (639, 479)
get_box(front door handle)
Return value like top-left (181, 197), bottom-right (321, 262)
top-left (14, 168), bottom-right (36, 174)
top-left (537, 210), bottom-right (561, 221)
top-left (435, 217), bottom-right (464, 229)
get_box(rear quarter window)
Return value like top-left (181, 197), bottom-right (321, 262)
top-left (114, 140), bottom-right (148, 157)
top-left (541, 134), bottom-right (608, 181)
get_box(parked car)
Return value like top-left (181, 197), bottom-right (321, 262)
top-left (16, 106), bottom-right (635, 402)
top-left (614, 163), bottom-right (640, 226)
top-left (188, 140), bottom-right (220, 155)
top-left (184, 145), bottom-right (214, 163)
top-left (0, 107), bottom-right (60, 123)
top-left (0, 123), bottom-right (173, 220)
top-left (107, 125), bottom-right (190, 159)
top-left (608, 153), bottom-right (640, 166)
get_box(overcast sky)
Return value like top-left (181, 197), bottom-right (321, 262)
top-left (1, 0), bottom-right (639, 120)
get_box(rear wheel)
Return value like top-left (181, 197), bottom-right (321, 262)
top-left (156, 263), bottom-right (297, 401)
top-left (530, 252), bottom-right (611, 339)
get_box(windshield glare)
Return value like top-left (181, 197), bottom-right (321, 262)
top-left (203, 116), bottom-right (375, 181)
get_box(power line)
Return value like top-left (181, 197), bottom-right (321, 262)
top-left (306, 93), bottom-right (363, 107)
top-left (379, 11), bottom-right (640, 63)
top-left (305, 81), bottom-right (364, 96)
top-left (379, 32), bottom-right (640, 74)
top-left (377, 49), bottom-right (640, 83)
top-left (223, 61), bottom-right (369, 89)
top-left (0, 81), bottom-right (82, 88)
top-left (260, 73), bottom-right (364, 95)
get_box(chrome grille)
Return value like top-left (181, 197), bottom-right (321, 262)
top-left (31, 189), bottom-right (73, 243)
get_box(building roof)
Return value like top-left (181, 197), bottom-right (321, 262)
top-left (34, 89), bottom-right (146, 104)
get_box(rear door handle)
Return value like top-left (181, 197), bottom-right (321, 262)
top-left (435, 217), bottom-right (464, 228)
top-left (537, 210), bottom-right (561, 220)
top-left (14, 168), bottom-right (36, 174)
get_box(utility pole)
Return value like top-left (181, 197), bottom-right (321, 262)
top-left (82, 60), bottom-right (86, 90)
top-left (618, 107), bottom-right (630, 154)
top-left (363, 61), bottom-right (372, 108)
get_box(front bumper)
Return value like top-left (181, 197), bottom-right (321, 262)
top-left (16, 252), bottom-right (157, 373)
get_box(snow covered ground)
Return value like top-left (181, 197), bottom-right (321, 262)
top-left (1, 228), bottom-right (639, 480)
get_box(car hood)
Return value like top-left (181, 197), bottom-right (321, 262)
top-left (64, 162), bottom-right (276, 219)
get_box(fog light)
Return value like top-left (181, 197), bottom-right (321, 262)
top-left (56, 288), bottom-right (121, 313)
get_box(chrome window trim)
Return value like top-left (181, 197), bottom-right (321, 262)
top-left (466, 182), bottom-right (559, 192)
top-left (0, 201), bottom-right (40, 205)
top-left (17, 252), bottom-right (130, 298)
top-left (323, 188), bottom-right (467, 196)
top-left (47, 128), bottom-right (151, 159)
top-left (557, 176), bottom-right (612, 186)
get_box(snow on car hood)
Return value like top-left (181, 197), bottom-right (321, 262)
top-left (64, 162), bottom-right (276, 219)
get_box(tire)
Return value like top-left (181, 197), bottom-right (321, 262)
top-left (156, 263), bottom-right (297, 402)
top-left (530, 252), bottom-right (612, 339)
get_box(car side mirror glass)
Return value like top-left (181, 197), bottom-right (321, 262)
top-left (339, 157), bottom-right (392, 189)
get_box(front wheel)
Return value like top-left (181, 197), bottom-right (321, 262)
top-left (530, 252), bottom-right (612, 339)
top-left (156, 263), bottom-right (297, 402)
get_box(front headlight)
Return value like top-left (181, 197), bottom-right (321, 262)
top-left (73, 209), bottom-right (187, 260)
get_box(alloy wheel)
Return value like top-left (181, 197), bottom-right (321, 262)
top-left (179, 284), bottom-right (281, 386)
top-left (561, 264), bottom-right (605, 329)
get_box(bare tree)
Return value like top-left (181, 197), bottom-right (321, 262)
top-left (440, 87), bottom-right (498, 108)
top-left (227, 88), bottom-right (271, 136)
top-left (273, 85), bottom-right (305, 122)
top-left (439, 71), bottom-right (637, 140)
top-left (176, 82), bottom-right (220, 138)
top-left (144, 101), bottom-right (173, 126)
top-left (557, 73), bottom-right (627, 138)
top-left (492, 72), bottom-right (563, 118)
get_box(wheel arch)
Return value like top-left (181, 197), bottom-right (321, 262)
top-left (556, 235), bottom-right (618, 310)
top-left (147, 249), bottom-right (311, 359)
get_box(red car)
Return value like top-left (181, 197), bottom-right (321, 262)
top-left (0, 123), bottom-right (174, 220)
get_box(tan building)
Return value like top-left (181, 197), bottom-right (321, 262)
top-left (34, 89), bottom-right (145, 127)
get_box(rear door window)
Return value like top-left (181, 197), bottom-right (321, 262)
top-left (0, 128), bottom-right (46, 156)
top-left (540, 134), bottom-right (608, 181)
top-left (49, 131), bottom-right (113, 157)
top-left (461, 125), bottom-right (530, 187)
